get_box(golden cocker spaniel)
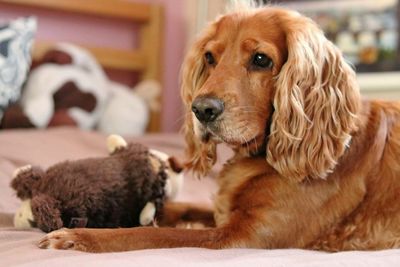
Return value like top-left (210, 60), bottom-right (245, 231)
top-left (39, 6), bottom-right (400, 252)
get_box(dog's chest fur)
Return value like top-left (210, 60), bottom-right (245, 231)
top-left (213, 156), bottom-right (273, 227)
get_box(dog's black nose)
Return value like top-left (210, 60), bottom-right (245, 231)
top-left (192, 97), bottom-right (224, 123)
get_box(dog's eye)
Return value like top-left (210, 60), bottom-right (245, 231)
top-left (204, 52), bottom-right (215, 65)
top-left (252, 53), bottom-right (273, 69)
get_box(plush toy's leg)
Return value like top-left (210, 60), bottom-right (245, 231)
top-left (106, 134), bottom-right (127, 154)
top-left (139, 202), bottom-right (156, 226)
top-left (31, 194), bottom-right (63, 233)
top-left (14, 199), bottom-right (35, 229)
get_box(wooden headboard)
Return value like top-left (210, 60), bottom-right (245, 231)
top-left (0, 0), bottom-right (163, 132)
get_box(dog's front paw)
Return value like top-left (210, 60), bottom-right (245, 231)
top-left (38, 228), bottom-right (95, 252)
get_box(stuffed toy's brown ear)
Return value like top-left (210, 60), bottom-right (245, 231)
top-left (168, 157), bottom-right (184, 173)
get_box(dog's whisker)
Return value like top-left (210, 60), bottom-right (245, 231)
top-left (172, 113), bottom-right (188, 127)
top-left (243, 125), bottom-right (252, 155)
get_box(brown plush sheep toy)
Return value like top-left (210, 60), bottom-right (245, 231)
top-left (11, 135), bottom-right (184, 233)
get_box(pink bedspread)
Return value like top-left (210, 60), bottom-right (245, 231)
top-left (0, 127), bottom-right (399, 266)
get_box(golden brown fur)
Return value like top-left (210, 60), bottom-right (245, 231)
top-left (39, 6), bottom-right (400, 252)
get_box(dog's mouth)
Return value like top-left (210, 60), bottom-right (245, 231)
top-left (200, 127), bottom-right (263, 148)
top-left (200, 129), bottom-right (222, 143)
top-left (200, 131), bottom-right (211, 143)
top-left (195, 106), bottom-right (272, 156)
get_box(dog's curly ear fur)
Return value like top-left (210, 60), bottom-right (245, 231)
top-left (267, 14), bottom-right (361, 182)
top-left (180, 24), bottom-right (218, 178)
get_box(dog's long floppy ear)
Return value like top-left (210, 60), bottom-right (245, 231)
top-left (267, 14), bottom-right (361, 182)
top-left (180, 25), bottom-right (217, 177)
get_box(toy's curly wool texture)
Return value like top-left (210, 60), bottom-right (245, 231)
top-left (11, 143), bottom-right (168, 232)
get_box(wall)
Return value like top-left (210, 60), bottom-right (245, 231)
top-left (0, 0), bottom-right (187, 132)
top-left (136, 0), bottom-right (187, 132)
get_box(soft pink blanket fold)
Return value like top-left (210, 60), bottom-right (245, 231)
top-left (0, 127), bottom-right (399, 267)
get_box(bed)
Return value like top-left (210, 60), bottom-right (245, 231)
top-left (0, 1), bottom-right (400, 266)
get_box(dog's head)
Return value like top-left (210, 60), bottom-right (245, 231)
top-left (181, 6), bottom-right (361, 182)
